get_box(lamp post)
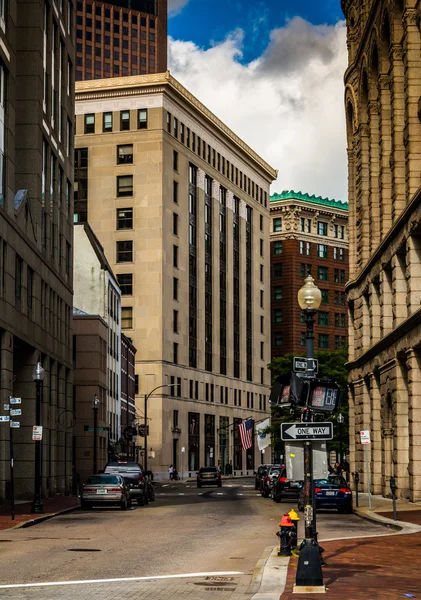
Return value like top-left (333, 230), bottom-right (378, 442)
top-left (31, 361), bottom-right (45, 514)
top-left (337, 413), bottom-right (344, 466)
top-left (295, 275), bottom-right (324, 591)
top-left (92, 395), bottom-right (100, 474)
top-left (144, 384), bottom-right (177, 472)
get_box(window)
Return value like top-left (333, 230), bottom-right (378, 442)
top-left (273, 241), bottom-right (283, 255)
top-left (173, 245), bottom-right (178, 268)
top-left (122, 307), bottom-right (133, 329)
top-left (273, 309), bottom-right (283, 324)
top-left (340, 225), bottom-right (345, 239)
top-left (319, 334), bottom-right (329, 349)
top-left (117, 175), bottom-right (133, 197)
top-left (260, 342), bottom-right (264, 360)
top-left (273, 286), bottom-right (283, 301)
top-left (117, 144), bottom-right (133, 164)
top-left (173, 150), bottom-right (178, 172)
top-left (103, 112), bottom-right (112, 132)
top-left (334, 269), bottom-right (346, 284)
top-left (260, 264), bottom-right (264, 282)
top-left (117, 273), bottom-right (133, 295)
top-left (173, 343), bottom-right (178, 364)
top-left (260, 315), bottom-right (264, 333)
top-left (173, 181), bottom-right (178, 204)
top-left (318, 311), bottom-right (329, 326)
top-left (180, 123), bottom-right (184, 144)
top-left (334, 224), bottom-right (339, 238)
top-left (116, 208), bottom-right (133, 229)
top-left (273, 217), bottom-right (282, 232)
top-left (318, 221), bottom-right (328, 236)
top-left (116, 240), bottom-right (133, 262)
top-left (260, 290), bottom-right (264, 308)
top-left (335, 335), bottom-right (341, 349)
top-left (173, 310), bottom-right (178, 333)
top-left (321, 289), bottom-right (329, 304)
top-left (299, 241), bottom-right (311, 255)
top-left (260, 214), bottom-right (263, 231)
top-left (84, 113), bottom-right (95, 133)
top-left (138, 109), bottom-right (147, 129)
top-left (339, 248), bottom-right (345, 261)
top-left (173, 117), bottom-right (178, 138)
top-left (167, 111), bottom-right (171, 133)
top-left (318, 266), bottom-right (328, 281)
top-left (15, 255), bottom-right (23, 309)
top-left (274, 333), bottom-right (283, 348)
top-left (273, 263), bottom-right (282, 278)
top-left (173, 277), bottom-right (178, 301)
top-left (317, 244), bottom-right (328, 258)
top-left (173, 213), bottom-right (178, 236)
top-left (120, 110), bottom-right (130, 130)
top-left (27, 267), bottom-right (34, 312)
top-left (260, 239), bottom-right (264, 257)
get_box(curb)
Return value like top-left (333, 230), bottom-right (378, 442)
top-left (249, 546), bottom-right (290, 600)
top-left (8, 505), bottom-right (80, 531)
top-left (353, 507), bottom-right (421, 535)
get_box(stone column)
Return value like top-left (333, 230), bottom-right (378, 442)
top-left (395, 358), bottom-right (410, 498)
top-left (391, 252), bottom-right (408, 327)
top-left (239, 200), bottom-right (247, 381)
top-left (0, 331), bottom-right (13, 503)
top-left (196, 169), bottom-right (206, 371)
top-left (390, 43), bottom-right (406, 221)
top-left (368, 100), bottom-right (381, 251)
top-left (406, 348), bottom-right (421, 502)
top-left (212, 180), bottom-right (221, 373)
top-left (225, 191), bottom-right (234, 377)
top-left (380, 264), bottom-right (393, 336)
top-left (361, 291), bottom-right (371, 353)
top-left (369, 282), bottom-right (381, 346)
top-left (369, 372), bottom-right (382, 494)
top-left (348, 383), bottom-right (356, 480)
top-left (406, 235), bottom-right (421, 317)
top-left (347, 148), bottom-right (357, 279)
top-left (352, 379), bottom-right (366, 480)
top-left (378, 74), bottom-right (393, 239)
top-left (356, 123), bottom-right (371, 267)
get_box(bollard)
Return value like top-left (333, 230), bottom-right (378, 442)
top-left (288, 508), bottom-right (300, 550)
top-left (353, 471), bottom-right (360, 508)
top-left (390, 477), bottom-right (397, 521)
top-left (277, 514), bottom-right (295, 556)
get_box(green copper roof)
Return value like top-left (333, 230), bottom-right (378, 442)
top-left (270, 190), bottom-right (348, 211)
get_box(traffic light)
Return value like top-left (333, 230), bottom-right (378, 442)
top-left (138, 424), bottom-right (145, 437)
top-left (308, 380), bottom-right (341, 413)
top-left (269, 372), bottom-right (307, 407)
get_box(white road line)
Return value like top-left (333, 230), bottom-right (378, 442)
top-left (0, 571), bottom-right (243, 590)
top-left (216, 493), bottom-right (223, 495)
top-left (179, 493), bottom-right (185, 496)
top-left (237, 493), bottom-right (243, 496)
top-left (162, 484), bottom-right (169, 487)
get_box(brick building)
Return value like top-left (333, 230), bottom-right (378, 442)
top-left (75, 0), bottom-right (167, 81)
top-left (270, 191), bottom-right (349, 358)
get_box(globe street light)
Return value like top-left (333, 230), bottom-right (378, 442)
top-left (337, 412), bottom-right (345, 466)
top-left (31, 361), bottom-right (45, 514)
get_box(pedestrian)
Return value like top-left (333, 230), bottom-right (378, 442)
top-left (335, 461), bottom-right (343, 475)
top-left (169, 464), bottom-right (174, 480)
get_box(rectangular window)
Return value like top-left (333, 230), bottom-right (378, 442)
top-left (318, 311), bottom-right (329, 326)
top-left (273, 309), bottom-right (283, 324)
top-left (173, 180), bottom-right (178, 204)
top-left (273, 286), bottom-right (283, 301)
top-left (334, 224), bottom-right (338, 238)
top-left (173, 409), bottom-right (179, 427)
top-left (116, 240), bottom-right (133, 262)
top-left (260, 289), bottom-right (264, 308)
top-left (334, 247), bottom-right (338, 260)
top-left (120, 110), bottom-right (130, 130)
top-left (300, 217), bottom-right (305, 232)
top-left (273, 241), bottom-right (283, 255)
top-left (274, 333), bottom-right (283, 348)
top-left (319, 334), bottom-right (329, 349)
top-left (173, 117), bottom-right (178, 138)
top-left (340, 225), bottom-right (345, 239)
top-left (173, 309), bottom-right (178, 333)
top-left (117, 273), bottom-right (133, 295)
top-left (15, 254), bottom-right (23, 309)
top-left (103, 112), bottom-right (112, 132)
top-left (122, 307), bottom-right (133, 329)
top-left (173, 213), bottom-right (178, 236)
top-left (273, 217), bottom-right (282, 232)
top-left (341, 314), bottom-right (346, 327)
top-left (260, 214), bottom-right (263, 231)
top-left (66, 242), bottom-right (71, 276)
top-left (84, 113), bottom-right (95, 134)
top-left (318, 221), bottom-right (328, 236)
top-left (339, 248), bottom-right (344, 261)
top-left (260, 264), bottom-right (264, 282)
top-left (173, 150), bottom-right (178, 171)
top-left (117, 175), bottom-right (133, 197)
top-left (318, 266), bottom-right (328, 281)
top-left (173, 245), bottom-right (178, 268)
top-left (117, 144), bottom-right (133, 164)
top-left (260, 239), bottom-right (264, 257)
top-left (27, 267), bottom-right (34, 312)
top-left (273, 263), bottom-right (282, 278)
top-left (167, 112), bottom-right (171, 133)
top-left (335, 335), bottom-right (340, 349)
top-left (173, 277), bottom-right (178, 301)
top-left (180, 123), bottom-right (185, 144)
top-left (260, 341), bottom-right (264, 360)
top-left (138, 109), bottom-right (147, 129)
top-left (317, 244), bottom-right (328, 258)
top-left (260, 315), bottom-right (264, 333)
top-left (321, 289), bottom-right (329, 304)
top-left (173, 343), bottom-right (178, 364)
top-left (116, 208), bottom-right (133, 229)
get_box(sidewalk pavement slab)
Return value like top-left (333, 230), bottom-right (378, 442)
top-left (0, 496), bottom-right (79, 531)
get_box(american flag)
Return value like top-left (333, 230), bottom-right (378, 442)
top-left (239, 418), bottom-right (254, 450)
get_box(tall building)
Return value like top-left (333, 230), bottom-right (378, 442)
top-left (0, 0), bottom-right (75, 501)
top-left (342, 0), bottom-right (421, 500)
top-left (75, 72), bottom-right (277, 477)
top-left (75, 0), bottom-right (167, 81)
top-left (270, 191), bottom-right (349, 357)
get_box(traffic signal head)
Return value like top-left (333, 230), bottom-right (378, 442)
top-left (308, 380), bottom-right (341, 413)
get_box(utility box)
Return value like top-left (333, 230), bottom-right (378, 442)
top-left (285, 442), bottom-right (328, 480)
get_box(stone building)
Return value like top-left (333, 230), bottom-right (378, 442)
top-left (75, 72), bottom-right (277, 477)
top-left (0, 0), bottom-right (75, 502)
top-left (342, 0), bottom-right (421, 500)
top-left (270, 191), bottom-right (349, 357)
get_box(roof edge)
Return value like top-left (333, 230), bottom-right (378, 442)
top-left (270, 190), bottom-right (348, 211)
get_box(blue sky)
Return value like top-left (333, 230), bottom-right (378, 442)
top-left (169, 0), bottom-right (344, 64)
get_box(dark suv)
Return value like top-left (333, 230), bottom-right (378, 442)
top-left (104, 461), bottom-right (148, 506)
top-left (260, 465), bottom-right (283, 498)
top-left (255, 464), bottom-right (270, 490)
top-left (271, 467), bottom-right (302, 503)
top-left (197, 467), bottom-right (222, 488)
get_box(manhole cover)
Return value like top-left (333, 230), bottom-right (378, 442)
top-left (205, 577), bottom-right (235, 582)
top-left (67, 549), bottom-right (101, 552)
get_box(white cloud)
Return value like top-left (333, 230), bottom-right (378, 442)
top-left (168, 17), bottom-right (348, 201)
top-left (168, 0), bottom-right (191, 16)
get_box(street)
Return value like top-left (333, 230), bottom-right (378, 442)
top-left (0, 478), bottom-right (386, 599)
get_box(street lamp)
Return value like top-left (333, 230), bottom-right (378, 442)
top-left (92, 395), bottom-right (100, 474)
top-left (295, 275), bottom-right (324, 591)
top-left (31, 361), bottom-right (45, 514)
top-left (337, 413), bottom-right (345, 466)
top-left (144, 384), bottom-right (177, 472)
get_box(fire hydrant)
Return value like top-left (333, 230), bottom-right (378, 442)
top-left (288, 509), bottom-right (300, 550)
top-left (277, 513), bottom-right (296, 556)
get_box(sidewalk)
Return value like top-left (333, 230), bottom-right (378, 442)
top-left (0, 495), bottom-right (80, 531)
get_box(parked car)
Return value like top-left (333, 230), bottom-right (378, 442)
top-left (297, 475), bottom-right (352, 513)
top-left (81, 474), bottom-right (131, 510)
top-left (103, 461), bottom-right (148, 506)
top-left (255, 464), bottom-right (271, 490)
top-left (260, 465), bottom-right (283, 498)
top-left (197, 467), bottom-right (222, 488)
top-left (271, 467), bottom-right (303, 503)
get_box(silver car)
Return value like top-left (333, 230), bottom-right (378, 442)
top-left (81, 474), bottom-right (131, 510)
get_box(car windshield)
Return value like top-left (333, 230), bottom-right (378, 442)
top-left (105, 463), bottom-right (141, 472)
top-left (269, 469), bottom-right (280, 476)
top-left (199, 468), bottom-right (217, 473)
top-left (86, 475), bottom-right (120, 485)
top-left (315, 477), bottom-right (347, 487)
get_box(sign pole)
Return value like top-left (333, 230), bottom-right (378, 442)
top-left (9, 418), bottom-right (15, 521)
top-left (365, 445), bottom-right (372, 511)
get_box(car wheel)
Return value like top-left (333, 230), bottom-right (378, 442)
top-left (149, 488), bottom-right (156, 502)
top-left (120, 498), bottom-right (128, 510)
top-left (197, 483), bottom-right (202, 488)
top-left (144, 493), bottom-right (149, 505)
top-left (274, 494), bottom-right (281, 503)
top-left (255, 482), bottom-right (259, 490)
top-left (80, 500), bottom-right (92, 510)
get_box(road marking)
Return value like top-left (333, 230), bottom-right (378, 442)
top-left (179, 493), bottom-right (185, 496)
top-left (242, 485), bottom-right (253, 488)
top-left (216, 493), bottom-right (223, 495)
top-left (0, 571), bottom-right (244, 590)
top-left (162, 484), bottom-right (169, 487)
top-left (237, 493), bottom-right (243, 496)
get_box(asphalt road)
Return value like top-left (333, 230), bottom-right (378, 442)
top-left (0, 478), bottom-right (388, 599)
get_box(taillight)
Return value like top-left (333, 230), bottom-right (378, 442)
top-left (265, 477), bottom-right (270, 483)
top-left (279, 477), bottom-right (288, 483)
top-left (315, 487), bottom-right (321, 493)
top-left (138, 474), bottom-right (143, 482)
top-left (340, 487), bottom-right (351, 494)
top-left (84, 487), bottom-right (97, 492)
top-left (109, 487), bottom-right (122, 492)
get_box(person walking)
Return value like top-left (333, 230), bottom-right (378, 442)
top-left (169, 465), bottom-right (174, 480)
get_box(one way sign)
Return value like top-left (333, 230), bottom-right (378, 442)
top-left (281, 422), bottom-right (333, 441)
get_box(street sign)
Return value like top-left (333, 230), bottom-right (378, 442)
top-left (360, 430), bottom-right (371, 444)
top-left (10, 422), bottom-right (20, 428)
top-left (0, 416), bottom-right (10, 422)
top-left (10, 398), bottom-right (21, 405)
top-left (10, 409), bottom-right (21, 417)
top-left (293, 357), bottom-right (318, 374)
top-left (32, 426), bottom-right (43, 441)
top-left (281, 422), bottom-right (333, 441)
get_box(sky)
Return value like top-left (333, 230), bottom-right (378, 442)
top-left (167, 0), bottom-right (348, 201)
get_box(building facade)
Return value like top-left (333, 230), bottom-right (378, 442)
top-left (270, 191), bottom-right (349, 357)
top-left (73, 223), bottom-right (122, 447)
top-left (342, 0), bottom-right (421, 500)
top-left (75, 72), bottom-right (277, 477)
top-left (0, 0), bottom-right (75, 502)
top-left (75, 0), bottom-right (167, 82)
top-left (121, 332), bottom-right (137, 459)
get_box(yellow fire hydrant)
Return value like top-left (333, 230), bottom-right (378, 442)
top-left (288, 508), bottom-right (300, 550)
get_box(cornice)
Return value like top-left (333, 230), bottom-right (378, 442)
top-left (270, 199), bottom-right (348, 220)
top-left (76, 71), bottom-right (278, 182)
top-left (270, 190), bottom-right (348, 211)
